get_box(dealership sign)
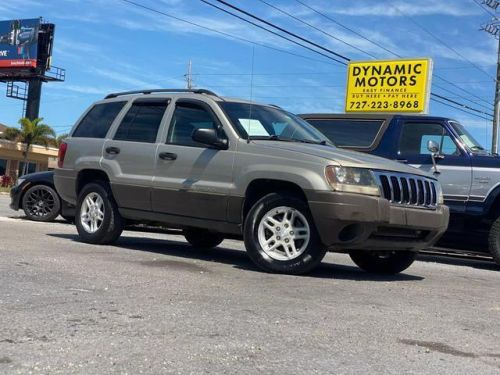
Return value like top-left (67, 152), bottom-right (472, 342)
top-left (345, 58), bottom-right (433, 114)
top-left (0, 18), bottom-right (40, 68)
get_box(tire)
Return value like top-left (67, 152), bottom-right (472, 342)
top-left (184, 228), bottom-right (224, 249)
top-left (75, 181), bottom-right (124, 245)
top-left (22, 184), bottom-right (61, 222)
top-left (487, 217), bottom-right (500, 266)
top-left (349, 250), bottom-right (417, 274)
top-left (243, 192), bottom-right (327, 274)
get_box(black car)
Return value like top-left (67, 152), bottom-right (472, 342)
top-left (10, 171), bottom-right (74, 222)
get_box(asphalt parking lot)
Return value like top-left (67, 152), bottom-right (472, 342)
top-left (0, 195), bottom-right (499, 374)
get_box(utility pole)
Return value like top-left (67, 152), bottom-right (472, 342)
top-left (480, 0), bottom-right (500, 153)
top-left (185, 60), bottom-right (193, 89)
top-left (493, 38), bottom-right (500, 153)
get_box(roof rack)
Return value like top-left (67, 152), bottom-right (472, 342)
top-left (104, 88), bottom-right (218, 99)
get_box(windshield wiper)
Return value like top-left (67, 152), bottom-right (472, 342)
top-left (291, 138), bottom-right (328, 145)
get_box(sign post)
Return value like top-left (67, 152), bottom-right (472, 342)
top-left (345, 58), bottom-right (433, 114)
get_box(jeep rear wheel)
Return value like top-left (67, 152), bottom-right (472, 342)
top-left (487, 217), bottom-right (500, 266)
top-left (184, 228), bottom-right (224, 249)
top-left (75, 182), bottom-right (124, 244)
top-left (244, 192), bottom-right (327, 274)
top-left (349, 250), bottom-right (417, 274)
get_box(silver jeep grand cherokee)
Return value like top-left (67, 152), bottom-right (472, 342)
top-left (54, 89), bottom-right (449, 275)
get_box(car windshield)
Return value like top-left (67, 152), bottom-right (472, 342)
top-left (219, 102), bottom-right (332, 145)
top-left (449, 121), bottom-right (486, 153)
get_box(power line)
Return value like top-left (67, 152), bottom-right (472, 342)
top-left (294, 0), bottom-right (401, 58)
top-left (431, 96), bottom-right (494, 120)
top-left (390, 1), bottom-right (496, 82)
top-left (256, 0), bottom-right (378, 59)
top-left (199, 0), bottom-right (347, 65)
top-left (210, 0), bottom-right (351, 62)
top-left (118, 0), bottom-right (339, 67)
top-left (472, 0), bottom-right (498, 18)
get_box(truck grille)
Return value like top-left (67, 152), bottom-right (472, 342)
top-left (373, 172), bottom-right (438, 209)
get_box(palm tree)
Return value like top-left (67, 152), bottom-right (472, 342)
top-left (50, 133), bottom-right (69, 148)
top-left (5, 117), bottom-right (56, 176)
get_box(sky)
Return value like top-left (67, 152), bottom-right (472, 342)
top-left (0, 0), bottom-right (498, 150)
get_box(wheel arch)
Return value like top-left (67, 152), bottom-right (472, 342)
top-left (242, 179), bottom-right (309, 222)
top-left (76, 169), bottom-right (110, 196)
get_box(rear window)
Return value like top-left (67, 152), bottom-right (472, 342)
top-left (305, 119), bottom-right (384, 148)
top-left (72, 101), bottom-right (126, 138)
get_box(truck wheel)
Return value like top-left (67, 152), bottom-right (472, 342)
top-left (244, 192), bottom-right (327, 274)
top-left (22, 185), bottom-right (61, 222)
top-left (75, 182), bottom-right (124, 245)
top-left (349, 250), bottom-right (417, 274)
top-left (487, 217), bottom-right (500, 266)
top-left (184, 228), bottom-right (224, 248)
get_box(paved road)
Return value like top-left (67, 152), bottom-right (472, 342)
top-left (0, 194), bottom-right (499, 374)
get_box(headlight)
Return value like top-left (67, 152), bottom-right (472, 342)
top-left (325, 166), bottom-right (380, 196)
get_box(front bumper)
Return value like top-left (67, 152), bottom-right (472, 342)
top-left (9, 184), bottom-right (23, 211)
top-left (307, 191), bottom-right (449, 251)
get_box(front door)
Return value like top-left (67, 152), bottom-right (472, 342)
top-left (397, 121), bottom-right (472, 212)
top-left (102, 98), bottom-right (169, 211)
top-left (152, 99), bottom-right (235, 221)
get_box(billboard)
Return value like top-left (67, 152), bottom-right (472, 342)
top-left (0, 18), bottom-right (40, 69)
top-left (345, 58), bottom-right (433, 114)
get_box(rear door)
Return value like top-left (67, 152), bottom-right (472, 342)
top-left (151, 99), bottom-right (235, 221)
top-left (397, 120), bottom-right (472, 211)
top-left (102, 98), bottom-right (169, 211)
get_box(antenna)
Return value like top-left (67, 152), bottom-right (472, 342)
top-left (247, 47), bottom-right (255, 143)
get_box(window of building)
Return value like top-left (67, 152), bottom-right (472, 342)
top-left (306, 119), bottom-right (384, 148)
top-left (18, 161), bottom-right (37, 176)
top-left (167, 102), bottom-right (219, 147)
top-left (113, 100), bottom-right (168, 143)
top-left (73, 101), bottom-right (127, 139)
top-left (0, 159), bottom-right (7, 175)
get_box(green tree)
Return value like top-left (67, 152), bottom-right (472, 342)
top-left (51, 133), bottom-right (69, 148)
top-left (5, 117), bottom-right (56, 176)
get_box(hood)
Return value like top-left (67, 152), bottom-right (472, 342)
top-left (253, 141), bottom-right (435, 179)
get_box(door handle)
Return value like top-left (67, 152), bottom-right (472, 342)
top-left (105, 146), bottom-right (120, 155)
top-left (159, 152), bottom-right (177, 161)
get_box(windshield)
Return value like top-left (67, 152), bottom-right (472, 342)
top-left (449, 121), bottom-right (486, 153)
top-left (219, 102), bottom-right (332, 145)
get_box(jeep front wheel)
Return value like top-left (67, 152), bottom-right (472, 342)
top-left (349, 250), bottom-right (417, 274)
top-left (75, 182), bottom-right (124, 244)
top-left (244, 192), bottom-right (327, 274)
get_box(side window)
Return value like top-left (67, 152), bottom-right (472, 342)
top-left (306, 119), bottom-right (384, 147)
top-left (114, 100), bottom-right (168, 143)
top-left (167, 102), bottom-right (219, 147)
top-left (399, 122), bottom-right (459, 156)
top-left (73, 101), bottom-right (126, 138)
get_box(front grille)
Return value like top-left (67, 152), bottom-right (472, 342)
top-left (374, 171), bottom-right (438, 209)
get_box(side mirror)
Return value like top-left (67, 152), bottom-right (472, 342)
top-left (192, 128), bottom-right (228, 150)
top-left (427, 140), bottom-right (442, 174)
top-left (427, 140), bottom-right (440, 154)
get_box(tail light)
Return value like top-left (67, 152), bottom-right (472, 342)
top-left (58, 142), bottom-right (68, 168)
